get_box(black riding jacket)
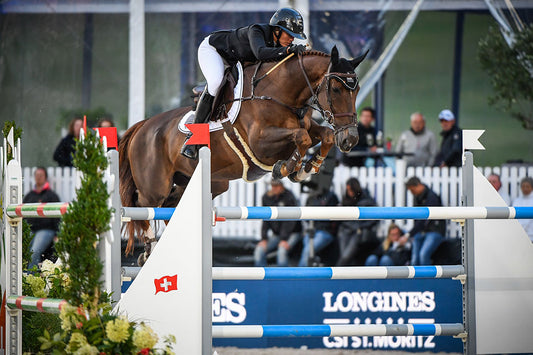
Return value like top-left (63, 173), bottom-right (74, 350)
top-left (209, 24), bottom-right (291, 65)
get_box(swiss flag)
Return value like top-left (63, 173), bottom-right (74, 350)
top-left (185, 123), bottom-right (210, 149)
top-left (154, 275), bottom-right (178, 294)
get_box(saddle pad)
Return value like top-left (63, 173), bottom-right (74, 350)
top-left (178, 61), bottom-right (244, 134)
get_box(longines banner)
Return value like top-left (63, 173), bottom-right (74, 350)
top-left (212, 279), bottom-right (463, 352)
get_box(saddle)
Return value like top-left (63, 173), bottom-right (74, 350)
top-left (211, 65), bottom-right (240, 121)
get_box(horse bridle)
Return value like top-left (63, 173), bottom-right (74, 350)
top-left (298, 56), bottom-right (360, 133)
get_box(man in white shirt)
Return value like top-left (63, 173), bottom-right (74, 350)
top-left (487, 173), bottom-right (511, 205)
top-left (396, 112), bottom-right (438, 167)
top-left (512, 177), bottom-right (533, 242)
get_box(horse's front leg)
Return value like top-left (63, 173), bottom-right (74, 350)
top-left (289, 123), bottom-right (335, 182)
top-left (271, 128), bottom-right (312, 180)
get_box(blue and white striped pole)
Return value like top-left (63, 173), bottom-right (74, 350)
top-left (121, 206), bottom-right (533, 221)
top-left (212, 265), bottom-right (464, 280)
top-left (212, 323), bottom-right (464, 338)
top-left (122, 265), bottom-right (463, 281)
top-left (215, 206), bottom-right (533, 221)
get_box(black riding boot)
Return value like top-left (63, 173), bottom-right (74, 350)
top-left (181, 90), bottom-right (215, 159)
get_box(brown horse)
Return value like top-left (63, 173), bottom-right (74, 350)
top-left (119, 46), bottom-right (367, 254)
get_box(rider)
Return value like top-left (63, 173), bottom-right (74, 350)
top-left (181, 7), bottom-right (308, 160)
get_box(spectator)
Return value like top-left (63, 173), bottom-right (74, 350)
top-left (96, 117), bottom-right (114, 128)
top-left (24, 167), bottom-right (61, 269)
top-left (396, 112), bottom-right (438, 166)
top-left (341, 107), bottom-right (377, 167)
top-left (298, 187), bottom-right (339, 267)
top-left (336, 177), bottom-right (379, 266)
top-left (365, 223), bottom-right (411, 266)
top-left (512, 177), bottom-right (533, 242)
top-left (404, 177), bottom-right (446, 265)
top-left (53, 117), bottom-right (83, 167)
top-left (254, 179), bottom-right (302, 266)
top-left (434, 109), bottom-right (462, 167)
top-left (487, 173), bottom-right (511, 205)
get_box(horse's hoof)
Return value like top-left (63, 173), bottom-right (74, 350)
top-left (272, 161), bottom-right (284, 180)
top-left (288, 171), bottom-right (299, 183)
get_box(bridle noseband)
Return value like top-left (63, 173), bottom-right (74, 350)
top-left (298, 56), bottom-right (359, 133)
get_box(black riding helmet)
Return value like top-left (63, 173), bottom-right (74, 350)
top-left (269, 8), bottom-right (307, 40)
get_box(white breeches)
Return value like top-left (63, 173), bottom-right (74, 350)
top-left (198, 36), bottom-right (226, 96)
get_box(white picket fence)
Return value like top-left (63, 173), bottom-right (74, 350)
top-left (22, 160), bottom-right (533, 240)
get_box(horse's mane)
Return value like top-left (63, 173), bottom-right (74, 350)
top-left (302, 50), bottom-right (330, 57)
top-left (258, 50), bottom-right (330, 64)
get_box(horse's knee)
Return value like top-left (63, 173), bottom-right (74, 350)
top-left (322, 130), bottom-right (335, 147)
top-left (294, 129), bottom-right (312, 150)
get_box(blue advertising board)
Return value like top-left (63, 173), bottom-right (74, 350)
top-left (212, 279), bottom-right (463, 352)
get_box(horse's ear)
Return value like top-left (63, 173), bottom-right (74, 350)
top-left (351, 49), bottom-right (369, 69)
top-left (330, 45), bottom-right (339, 65)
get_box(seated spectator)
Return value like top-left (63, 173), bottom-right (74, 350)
top-left (487, 173), bottom-right (511, 205)
top-left (254, 179), bottom-right (301, 267)
top-left (434, 109), bottom-right (462, 168)
top-left (53, 117), bottom-right (83, 167)
top-left (341, 107), bottom-right (377, 167)
top-left (298, 187), bottom-right (339, 267)
top-left (336, 177), bottom-right (379, 266)
top-left (365, 223), bottom-right (411, 266)
top-left (512, 177), bottom-right (533, 242)
top-left (403, 177), bottom-right (446, 265)
top-left (24, 167), bottom-right (60, 269)
top-left (396, 112), bottom-right (438, 166)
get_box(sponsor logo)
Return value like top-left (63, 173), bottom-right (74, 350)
top-left (213, 292), bottom-right (247, 323)
top-left (323, 291), bottom-right (435, 312)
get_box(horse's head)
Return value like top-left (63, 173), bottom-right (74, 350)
top-left (317, 46), bottom-right (368, 153)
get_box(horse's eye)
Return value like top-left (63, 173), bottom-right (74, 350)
top-left (332, 87), bottom-right (341, 94)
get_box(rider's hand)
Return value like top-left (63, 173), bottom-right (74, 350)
top-left (287, 44), bottom-right (306, 55)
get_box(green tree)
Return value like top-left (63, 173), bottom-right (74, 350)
top-left (55, 130), bottom-right (111, 317)
top-left (478, 24), bottom-right (533, 129)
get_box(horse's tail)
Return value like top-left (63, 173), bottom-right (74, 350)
top-left (119, 120), bottom-right (150, 255)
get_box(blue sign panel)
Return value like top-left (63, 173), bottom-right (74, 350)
top-left (212, 279), bottom-right (463, 352)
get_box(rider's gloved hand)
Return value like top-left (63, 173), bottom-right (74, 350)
top-left (287, 44), bottom-right (307, 55)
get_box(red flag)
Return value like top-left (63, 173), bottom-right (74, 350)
top-left (185, 123), bottom-right (210, 149)
top-left (154, 274), bottom-right (178, 294)
top-left (94, 127), bottom-right (118, 149)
